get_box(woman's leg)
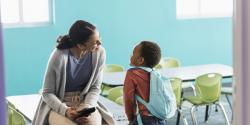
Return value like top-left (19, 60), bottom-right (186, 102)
top-left (48, 110), bottom-right (77, 125)
top-left (80, 109), bottom-right (102, 125)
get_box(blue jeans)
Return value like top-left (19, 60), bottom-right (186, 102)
top-left (132, 116), bottom-right (167, 125)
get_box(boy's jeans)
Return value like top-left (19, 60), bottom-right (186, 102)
top-left (132, 115), bottom-right (167, 125)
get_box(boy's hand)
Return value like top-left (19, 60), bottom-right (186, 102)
top-left (66, 107), bottom-right (78, 120)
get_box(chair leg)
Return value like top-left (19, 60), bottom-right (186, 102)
top-left (225, 94), bottom-right (233, 111)
top-left (215, 105), bottom-right (218, 112)
top-left (217, 103), bottom-right (230, 125)
top-left (204, 105), bottom-right (209, 122)
top-left (190, 85), bottom-right (197, 96)
top-left (176, 110), bottom-right (180, 125)
top-left (190, 106), bottom-right (198, 125)
top-left (225, 94), bottom-right (233, 122)
top-left (178, 109), bottom-right (188, 125)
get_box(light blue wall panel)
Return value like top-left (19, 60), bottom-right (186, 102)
top-left (3, 0), bottom-right (232, 95)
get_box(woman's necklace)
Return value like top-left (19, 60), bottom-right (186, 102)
top-left (70, 48), bottom-right (87, 64)
top-left (79, 50), bottom-right (87, 59)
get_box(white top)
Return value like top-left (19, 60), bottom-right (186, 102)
top-left (103, 64), bottom-right (233, 86)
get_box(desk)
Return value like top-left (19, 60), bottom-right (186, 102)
top-left (99, 96), bottom-right (127, 124)
top-left (103, 64), bottom-right (233, 86)
top-left (6, 94), bottom-right (128, 125)
top-left (6, 94), bottom-right (40, 122)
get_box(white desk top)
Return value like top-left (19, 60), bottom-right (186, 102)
top-left (6, 94), bottom-right (40, 122)
top-left (99, 96), bottom-right (128, 124)
top-left (6, 94), bottom-right (128, 125)
top-left (103, 64), bottom-right (233, 86)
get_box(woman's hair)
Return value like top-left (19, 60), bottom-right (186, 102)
top-left (139, 41), bottom-right (161, 68)
top-left (56, 20), bottom-right (96, 49)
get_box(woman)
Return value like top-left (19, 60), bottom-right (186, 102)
top-left (33, 20), bottom-right (115, 125)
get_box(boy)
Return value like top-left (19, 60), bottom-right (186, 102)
top-left (124, 41), bottom-right (166, 125)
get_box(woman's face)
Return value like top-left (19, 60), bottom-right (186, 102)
top-left (130, 44), bottom-right (144, 66)
top-left (79, 30), bottom-right (101, 52)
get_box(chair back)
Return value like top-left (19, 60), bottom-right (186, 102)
top-left (160, 57), bottom-right (181, 68)
top-left (101, 64), bottom-right (124, 96)
top-left (107, 86), bottom-right (123, 102)
top-left (115, 96), bottom-right (124, 105)
top-left (104, 64), bottom-right (125, 72)
top-left (195, 73), bottom-right (222, 103)
top-left (7, 102), bottom-right (25, 125)
top-left (154, 64), bottom-right (162, 69)
top-left (170, 78), bottom-right (182, 107)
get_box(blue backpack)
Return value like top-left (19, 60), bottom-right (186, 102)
top-left (135, 67), bottom-right (177, 125)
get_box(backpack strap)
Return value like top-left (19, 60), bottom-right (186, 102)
top-left (135, 95), bottom-right (148, 106)
top-left (136, 103), bottom-right (144, 125)
top-left (135, 66), bottom-right (153, 72)
top-left (133, 66), bottom-right (154, 125)
top-left (137, 113), bottom-right (143, 125)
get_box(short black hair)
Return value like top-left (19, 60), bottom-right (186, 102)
top-left (139, 41), bottom-right (161, 68)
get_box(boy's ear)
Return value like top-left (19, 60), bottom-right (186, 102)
top-left (138, 57), bottom-right (145, 65)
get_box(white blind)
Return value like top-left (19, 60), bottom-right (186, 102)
top-left (176, 0), bottom-right (233, 19)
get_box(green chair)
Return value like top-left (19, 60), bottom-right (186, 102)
top-left (103, 64), bottom-right (125, 72)
top-left (170, 78), bottom-right (188, 125)
top-left (154, 63), bottom-right (162, 69)
top-left (157, 57), bottom-right (196, 96)
top-left (107, 86), bottom-right (123, 102)
top-left (7, 101), bottom-right (25, 125)
top-left (154, 57), bottom-right (181, 69)
top-left (101, 64), bottom-right (125, 96)
top-left (159, 57), bottom-right (181, 68)
top-left (184, 73), bottom-right (230, 125)
top-left (115, 96), bottom-right (124, 105)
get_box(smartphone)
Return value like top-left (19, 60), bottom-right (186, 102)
top-left (77, 107), bottom-right (96, 117)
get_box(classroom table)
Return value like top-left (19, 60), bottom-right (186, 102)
top-left (6, 94), bottom-right (128, 125)
top-left (102, 64), bottom-right (233, 86)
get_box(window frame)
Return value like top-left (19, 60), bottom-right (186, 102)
top-left (1, 0), bottom-right (54, 28)
top-left (176, 0), bottom-right (233, 19)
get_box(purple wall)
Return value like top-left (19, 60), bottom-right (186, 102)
top-left (0, 22), bottom-right (6, 125)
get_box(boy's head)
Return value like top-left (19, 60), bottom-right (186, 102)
top-left (130, 41), bottom-right (161, 68)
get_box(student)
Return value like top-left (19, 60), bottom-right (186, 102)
top-left (124, 41), bottom-right (167, 125)
top-left (33, 20), bottom-right (115, 125)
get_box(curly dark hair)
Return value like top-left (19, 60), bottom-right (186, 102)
top-left (139, 41), bottom-right (161, 68)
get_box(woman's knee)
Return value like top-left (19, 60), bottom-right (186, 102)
top-left (81, 110), bottom-right (102, 125)
top-left (49, 111), bottom-right (77, 125)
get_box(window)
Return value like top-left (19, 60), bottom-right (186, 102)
top-left (176, 0), bottom-right (233, 19)
top-left (0, 0), bottom-right (53, 28)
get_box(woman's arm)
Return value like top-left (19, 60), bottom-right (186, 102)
top-left (84, 47), bottom-right (106, 107)
top-left (41, 49), bottom-right (69, 116)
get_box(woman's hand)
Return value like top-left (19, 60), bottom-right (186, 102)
top-left (75, 115), bottom-right (91, 124)
top-left (66, 107), bottom-right (78, 120)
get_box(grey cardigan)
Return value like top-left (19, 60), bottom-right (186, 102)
top-left (32, 46), bottom-right (116, 125)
